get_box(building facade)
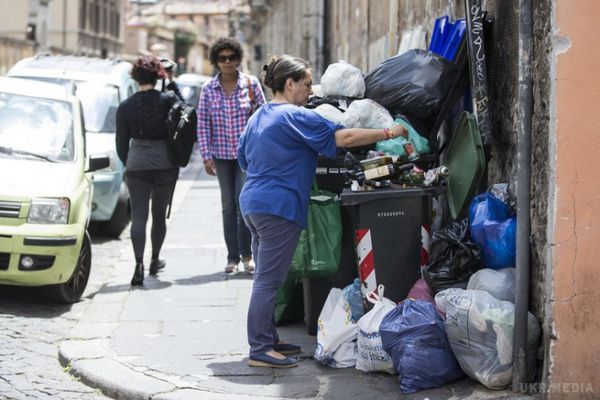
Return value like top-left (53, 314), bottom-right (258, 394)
top-left (124, 0), bottom-right (249, 75)
top-left (49, 0), bottom-right (124, 57)
top-left (0, 0), bottom-right (125, 70)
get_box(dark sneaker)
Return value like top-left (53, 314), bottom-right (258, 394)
top-left (149, 259), bottom-right (166, 275)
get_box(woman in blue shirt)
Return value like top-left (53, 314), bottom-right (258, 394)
top-left (237, 55), bottom-right (407, 368)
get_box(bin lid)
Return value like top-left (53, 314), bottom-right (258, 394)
top-left (341, 186), bottom-right (441, 205)
top-left (445, 112), bottom-right (486, 219)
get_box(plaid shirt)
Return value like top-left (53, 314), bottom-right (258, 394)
top-left (197, 72), bottom-right (266, 161)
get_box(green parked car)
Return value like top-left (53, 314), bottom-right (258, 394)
top-left (8, 55), bottom-right (138, 238)
top-left (0, 77), bottom-right (109, 303)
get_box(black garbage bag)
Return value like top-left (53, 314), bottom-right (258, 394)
top-left (364, 49), bottom-right (458, 123)
top-left (304, 95), bottom-right (360, 110)
top-left (423, 219), bottom-right (482, 293)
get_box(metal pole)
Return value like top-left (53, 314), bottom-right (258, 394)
top-left (512, 0), bottom-right (533, 392)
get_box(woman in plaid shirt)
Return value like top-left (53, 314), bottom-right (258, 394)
top-left (197, 38), bottom-right (266, 274)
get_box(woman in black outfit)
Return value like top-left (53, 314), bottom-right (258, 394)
top-left (116, 56), bottom-right (178, 286)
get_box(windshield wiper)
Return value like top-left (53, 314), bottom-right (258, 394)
top-left (0, 146), bottom-right (57, 162)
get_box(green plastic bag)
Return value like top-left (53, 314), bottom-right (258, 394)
top-left (274, 276), bottom-right (304, 325)
top-left (375, 117), bottom-right (431, 156)
top-left (288, 183), bottom-right (341, 279)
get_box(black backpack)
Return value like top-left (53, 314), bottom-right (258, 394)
top-left (164, 94), bottom-right (197, 167)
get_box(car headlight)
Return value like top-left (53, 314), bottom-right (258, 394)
top-left (27, 198), bottom-right (70, 224)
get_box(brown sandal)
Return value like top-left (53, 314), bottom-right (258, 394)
top-left (225, 262), bottom-right (238, 274)
top-left (242, 257), bottom-right (255, 274)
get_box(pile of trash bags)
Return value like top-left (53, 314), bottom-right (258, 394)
top-left (306, 58), bottom-right (441, 156)
top-left (314, 188), bottom-right (540, 393)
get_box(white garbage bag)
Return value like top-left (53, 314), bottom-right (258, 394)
top-left (314, 288), bottom-right (358, 368)
top-left (311, 84), bottom-right (325, 97)
top-left (356, 285), bottom-right (396, 373)
top-left (435, 288), bottom-right (540, 390)
top-left (320, 61), bottom-right (365, 98)
top-left (340, 99), bottom-right (394, 129)
top-left (467, 268), bottom-right (516, 303)
top-left (314, 104), bottom-right (344, 125)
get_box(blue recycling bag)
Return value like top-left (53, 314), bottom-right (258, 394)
top-left (469, 192), bottom-right (516, 269)
top-left (379, 299), bottom-right (465, 393)
top-left (342, 278), bottom-right (364, 322)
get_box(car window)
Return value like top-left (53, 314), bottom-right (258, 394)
top-left (178, 83), bottom-right (201, 109)
top-left (0, 93), bottom-right (74, 162)
top-left (75, 82), bottom-right (120, 133)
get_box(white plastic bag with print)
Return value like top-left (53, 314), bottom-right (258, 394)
top-left (356, 285), bottom-right (397, 373)
top-left (320, 61), bottom-right (365, 98)
top-left (435, 288), bottom-right (541, 389)
top-left (314, 288), bottom-right (358, 368)
top-left (340, 99), bottom-right (394, 129)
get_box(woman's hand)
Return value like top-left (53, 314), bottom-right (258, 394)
top-left (204, 159), bottom-right (216, 176)
top-left (389, 123), bottom-right (408, 139)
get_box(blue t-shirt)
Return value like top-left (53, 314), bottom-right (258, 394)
top-left (238, 103), bottom-right (343, 228)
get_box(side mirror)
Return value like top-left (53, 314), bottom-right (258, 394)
top-left (87, 154), bottom-right (110, 172)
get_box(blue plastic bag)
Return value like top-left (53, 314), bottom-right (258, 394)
top-left (379, 299), bottom-right (465, 393)
top-left (469, 192), bottom-right (516, 269)
top-left (342, 278), bottom-right (364, 322)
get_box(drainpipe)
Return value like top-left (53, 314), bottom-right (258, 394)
top-left (62, 0), bottom-right (68, 50)
top-left (512, 0), bottom-right (533, 392)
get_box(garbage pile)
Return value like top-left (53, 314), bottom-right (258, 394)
top-left (306, 54), bottom-right (450, 192)
top-left (312, 185), bottom-right (539, 393)
top-left (292, 12), bottom-right (541, 395)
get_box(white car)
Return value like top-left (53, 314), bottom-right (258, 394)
top-left (176, 73), bottom-right (212, 109)
top-left (8, 55), bottom-right (138, 237)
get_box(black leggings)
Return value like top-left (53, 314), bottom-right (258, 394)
top-left (126, 169), bottom-right (178, 262)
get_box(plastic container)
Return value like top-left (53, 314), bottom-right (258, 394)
top-left (340, 111), bottom-right (485, 305)
top-left (341, 187), bottom-right (440, 303)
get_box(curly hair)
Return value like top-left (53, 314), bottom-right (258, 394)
top-left (209, 37), bottom-right (244, 67)
top-left (130, 56), bottom-right (165, 85)
top-left (262, 55), bottom-right (310, 94)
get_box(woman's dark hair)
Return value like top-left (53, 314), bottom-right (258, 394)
top-left (130, 56), bottom-right (165, 85)
top-left (261, 55), bottom-right (310, 94)
top-left (209, 37), bottom-right (244, 67)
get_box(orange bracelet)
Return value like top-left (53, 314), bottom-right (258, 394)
top-left (383, 127), bottom-right (392, 139)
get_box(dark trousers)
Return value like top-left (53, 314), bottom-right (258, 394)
top-left (214, 159), bottom-right (251, 263)
top-left (126, 168), bottom-right (178, 262)
top-left (244, 214), bottom-right (302, 356)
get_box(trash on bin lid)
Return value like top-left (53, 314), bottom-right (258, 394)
top-left (445, 112), bottom-right (486, 220)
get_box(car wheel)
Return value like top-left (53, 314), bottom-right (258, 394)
top-left (44, 232), bottom-right (92, 304)
top-left (102, 184), bottom-right (130, 238)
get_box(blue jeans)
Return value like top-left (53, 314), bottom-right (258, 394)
top-left (214, 159), bottom-right (252, 263)
top-left (244, 214), bottom-right (302, 357)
